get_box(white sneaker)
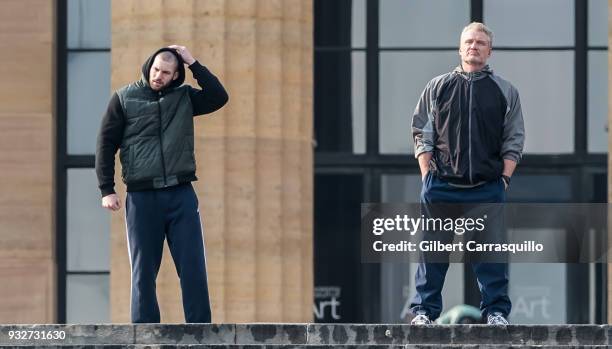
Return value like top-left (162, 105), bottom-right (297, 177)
top-left (411, 312), bottom-right (432, 325)
top-left (487, 312), bottom-right (509, 325)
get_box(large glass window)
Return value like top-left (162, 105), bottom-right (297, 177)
top-left (378, 0), bottom-right (469, 154)
top-left (58, 0), bottom-right (111, 323)
top-left (312, 0), bottom-right (606, 324)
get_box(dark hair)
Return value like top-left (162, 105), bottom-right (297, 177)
top-left (157, 51), bottom-right (179, 71)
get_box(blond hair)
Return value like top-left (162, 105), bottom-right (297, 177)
top-left (461, 22), bottom-right (493, 47)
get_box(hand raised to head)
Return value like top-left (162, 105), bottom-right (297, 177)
top-left (168, 45), bottom-right (196, 65)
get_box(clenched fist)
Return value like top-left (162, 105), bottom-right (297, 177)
top-left (102, 193), bottom-right (122, 211)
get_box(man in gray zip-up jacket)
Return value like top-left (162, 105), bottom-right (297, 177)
top-left (410, 23), bottom-right (525, 326)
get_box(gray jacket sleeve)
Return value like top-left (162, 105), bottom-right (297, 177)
top-left (412, 81), bottom-right (435, 159)
top-left (500, 85), bottom-right (525, 163)
top-left (491, 75), bottom-right (525, 163)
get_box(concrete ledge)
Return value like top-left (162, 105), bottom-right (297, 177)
top-left (235, 324), bottom-right (307, 345)
top-left (0, 324), bottom-right (610, 347)
top-left (135, 324), bottom-right (235, 345)
top-left (1, 345), bottom-right (612, 349)
top-left (1, 344), bottom-right (609, 349)
top-left (308, 324), bottom-right (611, 346)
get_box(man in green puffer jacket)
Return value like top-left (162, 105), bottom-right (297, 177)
top-left (95, 45), bottom-right (228, 323)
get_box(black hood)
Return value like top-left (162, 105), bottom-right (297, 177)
top-left (140, 47), bottom-right (186, 90)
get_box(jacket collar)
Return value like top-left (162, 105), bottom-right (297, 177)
top-left (453, 64), bottom-right (493, 81)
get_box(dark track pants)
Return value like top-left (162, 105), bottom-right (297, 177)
top-left (410, 172), bottom-right (512, 320)
top-left (125, 183), bottom-right (211, 323)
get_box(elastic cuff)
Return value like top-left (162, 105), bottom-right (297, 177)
top-left (414, 148), bottom-right (433, 159)
top-left (100, 186), bottom-right (116, 197)
top-left (188, 60), bottom-right (202, 69)
top-left (502, 152), bottom-right (520, 163)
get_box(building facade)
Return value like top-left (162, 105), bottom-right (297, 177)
top-left (0, 0), bottom-right (609, 325)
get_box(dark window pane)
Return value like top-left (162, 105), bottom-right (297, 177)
top-left (314, 51), bottom-right (365, 153)
top-left (314, 0), bottom-right (365, 47)
top-left (590, 173), bottom-right (607, 203)
top-left (314, 174), bottom-right (363, 322)
top-left (506, 175), bottom-right (572, 202)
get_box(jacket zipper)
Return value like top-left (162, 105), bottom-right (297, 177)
top-left (468, 75), bottom-right (473, 184)
top-left (157, 92), bottom-right (168, 187)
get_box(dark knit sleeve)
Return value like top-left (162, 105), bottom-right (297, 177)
top-left (188, 61), bottom-right (229, 115)
top-left (95, 92), bottom-right (125, 197)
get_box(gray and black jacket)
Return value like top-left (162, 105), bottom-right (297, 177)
top-left (95, 47), bottom-right (229, 196)
top-left (412, 65), bottom-right (525, 185)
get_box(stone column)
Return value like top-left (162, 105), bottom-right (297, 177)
top-left (0, 0), bottom-right (54, 323)
top-left (111, 0), bottom-right (313, 323)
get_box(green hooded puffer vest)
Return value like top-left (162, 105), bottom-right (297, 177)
top-left (116, 78), bottom-right (196, 189)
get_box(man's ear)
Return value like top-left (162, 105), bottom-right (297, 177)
top-left (173, 71), bottom-right (179, 81)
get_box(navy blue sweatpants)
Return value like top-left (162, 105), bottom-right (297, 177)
top-left (410, 172), bottom-right (512, 320)
top-left (125, 183), bottom-right (211, 323)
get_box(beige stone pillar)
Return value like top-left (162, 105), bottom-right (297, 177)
top-left (110, 0), bottom-right (313, 323)
top-left (0, 0), bottom-right (55, 323)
